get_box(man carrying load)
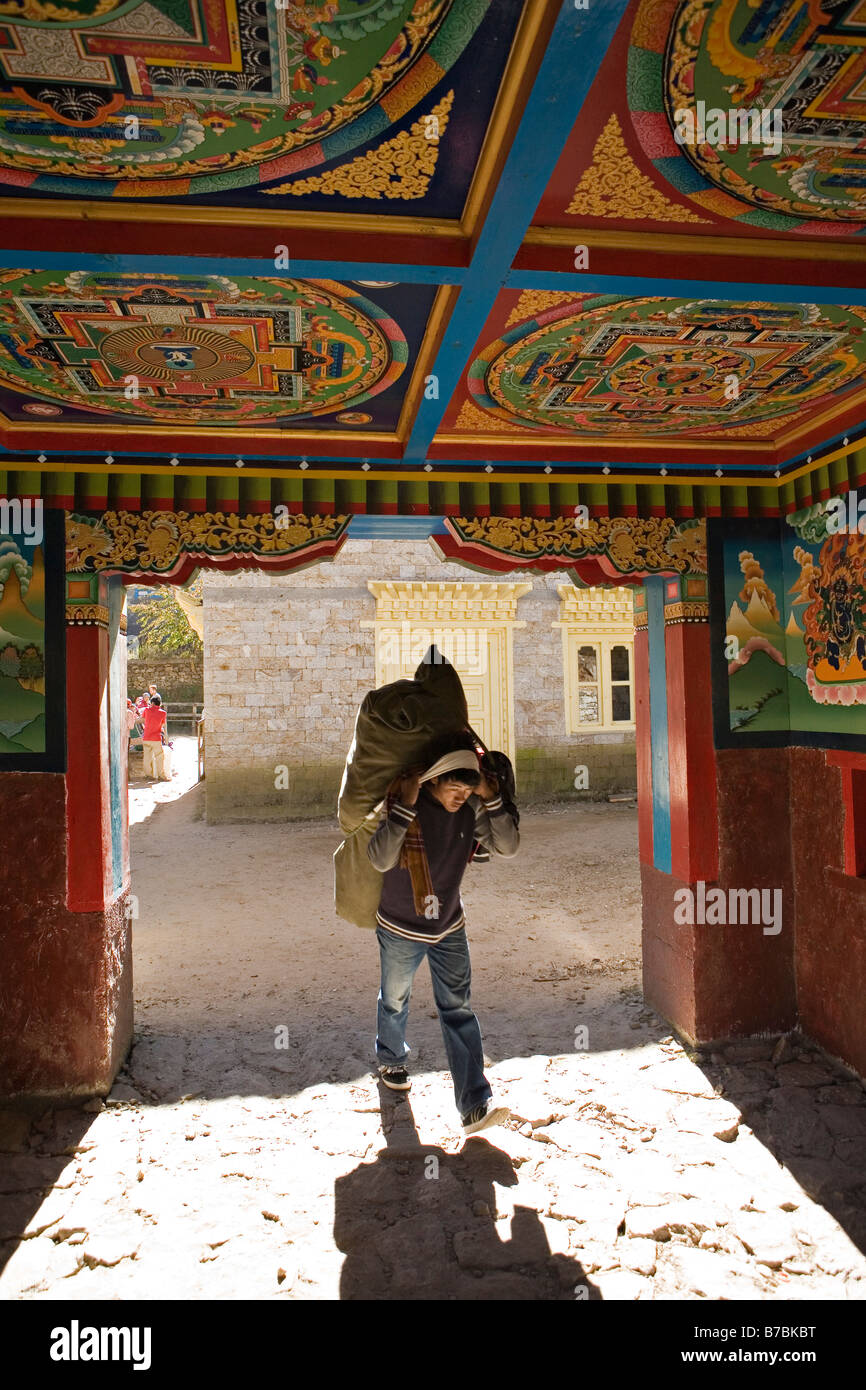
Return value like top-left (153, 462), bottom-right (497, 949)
top-left (366, 729), bottom-right (519, 1137)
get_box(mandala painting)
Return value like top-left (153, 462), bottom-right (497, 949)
top-left (0, 0), bottom-right (489, 196)
top-left (467, 295), bottom-right (866, 438)
top-left (631, 0), bottom-right (866, 230)
top-left (0, 270), bottom-right (409, 425)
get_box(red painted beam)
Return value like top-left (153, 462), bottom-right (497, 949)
top-left (65, 623), bottom-right (111, 913)
top-left (0, 213), bottom-right (469, 268)
top-left (514, 239), bottom-right (866, 290)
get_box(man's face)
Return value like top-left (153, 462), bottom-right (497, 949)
top-left (429, 776), bottom-right (476, 813)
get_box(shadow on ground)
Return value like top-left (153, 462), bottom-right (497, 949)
top-left (334, 1085), bottom-right (595, 1300)
top-left (695, 1035), bottom-right (866, 1259)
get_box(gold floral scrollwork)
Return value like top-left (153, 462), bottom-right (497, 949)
top-left (66, 511), bottom-right (350, 574)
top-left (451, 516), bottom-right (707, 576)
top-left (566, 114), bottom-right (710, 224)
top-left (264, 91), bottom-right (454, 200)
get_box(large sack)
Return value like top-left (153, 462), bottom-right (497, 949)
top-left (333, 819), bottom-right (383, 930)
top-left (336, 647), bottom-right (468, 835)
top-left (334, 648), bottom-right (469, 928)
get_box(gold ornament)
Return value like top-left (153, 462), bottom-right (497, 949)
top-left (566, 114), bottom-right (710, 223)
top-left (451, 515), bottom-right (707, 576)
top-left (66, 511), bottom-right (349, 574)
top-left (505, 291), bottom-right (577, 328)
top-left (265, 92), bottom-right (454, 201)
top-left (453, 400), bottom-right (531, 434)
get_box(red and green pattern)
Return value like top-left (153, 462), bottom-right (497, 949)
top-left (0, 270), bottom-right (407, 425)
top-left (468, 295), bottom-right (866, 439)
top-left (0, 0), bottom-right (489, 197)
top-left (629, 0), bottom-right (866, 235)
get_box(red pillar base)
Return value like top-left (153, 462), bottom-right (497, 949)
top-left (0, 773), bottom-right (133, 1101)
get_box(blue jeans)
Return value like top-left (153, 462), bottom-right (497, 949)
top-left (375, 925), bottom-right (492, 1119)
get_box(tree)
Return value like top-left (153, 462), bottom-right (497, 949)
top-left (130, 589), bottom-right (202, 656)
top-left (19, 645), bottom-right (43, 680)
top-left (0, 643), bottom-right (20, 677)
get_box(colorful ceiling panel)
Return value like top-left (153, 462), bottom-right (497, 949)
top-left (534, 0), bottom-right (866, 241)
top-left (0, 0), bottom-right (523, 219)
top-left (0, 270), bottom-right (436, 437)
top-left (0, 0), bottom-right (864, 503)
top-left (434, 289), bottom-right (866, 466)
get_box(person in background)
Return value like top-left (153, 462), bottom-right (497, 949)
top-left (126, 698), bottom-right (143, 747)
top-left (141, 694), bottom-right (168, 780)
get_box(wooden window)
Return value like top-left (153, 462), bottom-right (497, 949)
top-left (566, 634), bottom-right (635, 733)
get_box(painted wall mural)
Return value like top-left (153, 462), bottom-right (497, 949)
top-left (466, 295), bottom-right (866, 440)
top-left (0, 270), bottom-right (421, 428)
top-left (0, 0), bottom-right (492, 199)
top-left (710, 513), bottom-right (866, 748)
top-left (0, 525), bottom-right (46, 755)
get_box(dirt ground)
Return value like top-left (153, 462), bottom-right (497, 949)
top-left (129, 739), bottom-right (643, 1053)
top-left (2, 741), bottom-right (866, 1300)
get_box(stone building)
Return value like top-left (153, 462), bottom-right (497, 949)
top-left (201, 532), bottom-right (637, 822)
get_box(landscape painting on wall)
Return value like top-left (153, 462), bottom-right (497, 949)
top-left (710, 514), bottom-right (866, 749)
top-left (0, 507), bottom-right (64, 771)
top-left (0, 529), bottom-right (46, 754)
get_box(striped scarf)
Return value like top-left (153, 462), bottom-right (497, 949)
top-left (384, 776), bottom-right (434, 915)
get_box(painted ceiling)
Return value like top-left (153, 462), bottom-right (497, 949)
top-left (0, 0), bottom-right (864, 507)
top-left (0, 0), bottom-right (523, 218)
top-left (0, 269), bottom-right (432, 436)
top-left (534, 0), bottom-right (866, 240)
top-left (433, 289), bottom-right (866, 466)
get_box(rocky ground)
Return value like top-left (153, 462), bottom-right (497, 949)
top-left (1, 761), bottom-right (865, 1300)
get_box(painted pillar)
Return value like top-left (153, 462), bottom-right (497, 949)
top-left (636, 572), bottom-right (795, 1043)
top-left (0, 557), bottom-right (132, 1101)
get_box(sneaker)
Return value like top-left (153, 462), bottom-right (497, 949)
top-left (378, 1065), bottom-right (411, 1091)
top-left (462, 1102), bottom-right (510, 1136)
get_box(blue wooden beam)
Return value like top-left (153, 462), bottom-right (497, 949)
top-left (0, 249), bottom-right (463, 286)
top-left (504, 267), bottom-right (866, 305)
top-left (402, 0), bottom-right (632, 463)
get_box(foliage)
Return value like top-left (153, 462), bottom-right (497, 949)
top-left (129, 590), bottom-right (202, 656)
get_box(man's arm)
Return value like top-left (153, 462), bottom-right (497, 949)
top-left (366, 772), bottom-right (421, 872)
top-left (472, 789), bottom-right (519, 858)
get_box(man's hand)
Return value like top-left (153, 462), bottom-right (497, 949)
top-left (476, 771), bottom-right (499, 801)
top-left (399, 771), bottom-right (421, 805)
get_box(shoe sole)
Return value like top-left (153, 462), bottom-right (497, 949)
top-left (463, 1105), bottom-right (510, 1136)
top-left (379, 1074), bottom-right (411, 1091)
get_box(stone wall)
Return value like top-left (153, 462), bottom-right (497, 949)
top-left (128, 655), bottom-right (203, 706)
top-left (202, 539), bottom-right (637, 823)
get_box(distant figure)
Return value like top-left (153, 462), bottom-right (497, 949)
top-left (126, 698), bottom-right (143, 746)
top-left (147, 683), bottom-right (161, 704)
top-left (141, 694), bottom-right (168, 780)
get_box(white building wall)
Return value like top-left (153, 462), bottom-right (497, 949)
top-left (202, 538), bottom-right (635, 821)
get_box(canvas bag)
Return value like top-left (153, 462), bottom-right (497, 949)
top-left (334, 647), bottom-right (469, 929)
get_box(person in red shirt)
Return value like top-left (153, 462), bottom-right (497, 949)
top-left (141, 694), bottom-right (168, 780)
